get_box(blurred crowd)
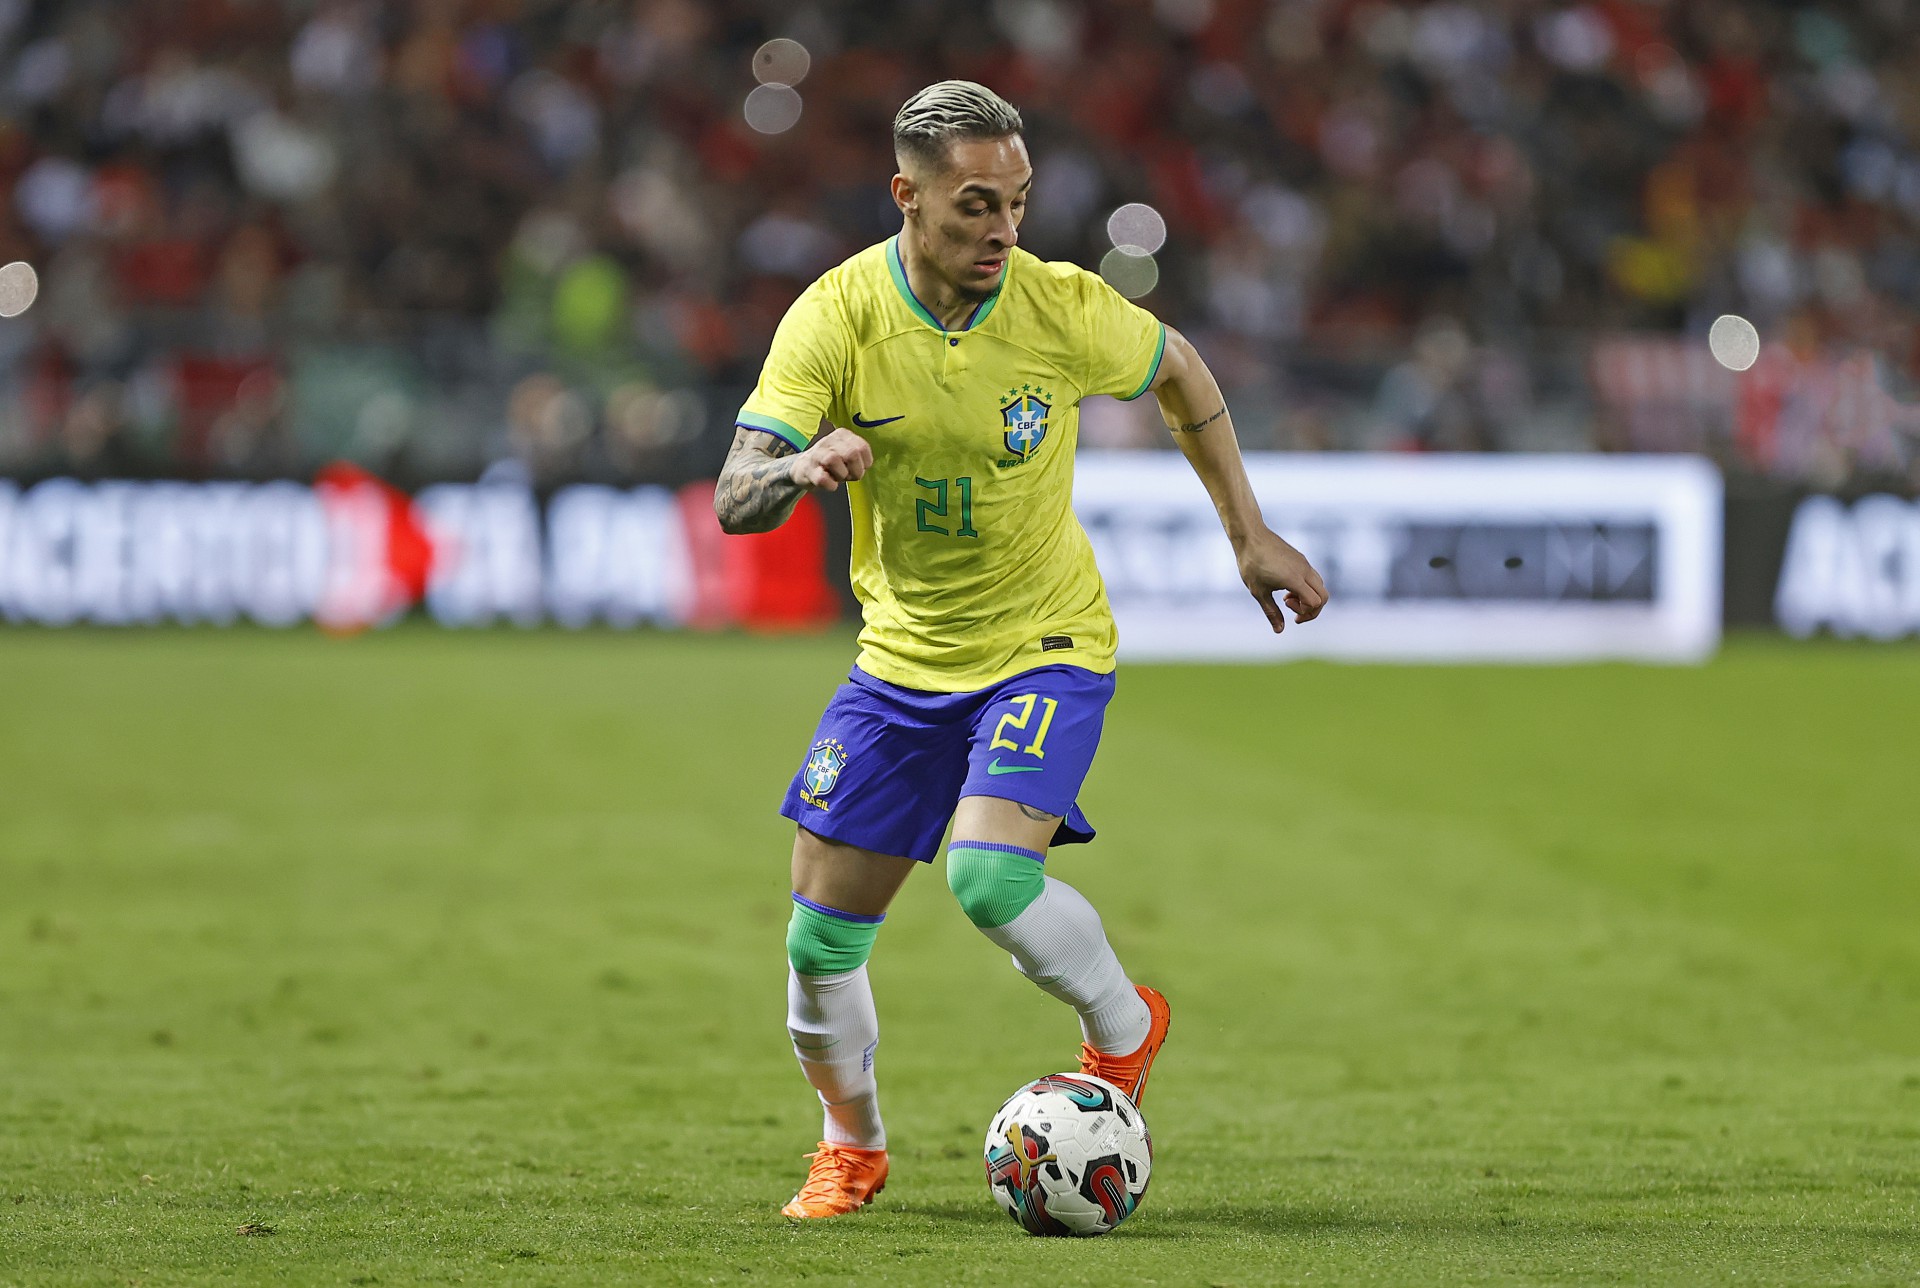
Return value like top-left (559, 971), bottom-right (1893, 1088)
top-left (0, 0), bottom-right (1916, 487)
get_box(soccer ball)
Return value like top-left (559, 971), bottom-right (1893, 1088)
top-left (983, 1072), bottom-right (1152, 1237)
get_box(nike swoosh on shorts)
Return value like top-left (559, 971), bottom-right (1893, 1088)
top-left (986, 760), bottom-right (1042, 774)
top-left (851, 412), bottom-right (904, 428)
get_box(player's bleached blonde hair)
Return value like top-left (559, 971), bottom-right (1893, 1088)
top-left (892, 80), bottom-right (1024, 173)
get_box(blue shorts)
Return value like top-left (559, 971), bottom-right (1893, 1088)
top-left (780, 664), bottom-right (1116, 863)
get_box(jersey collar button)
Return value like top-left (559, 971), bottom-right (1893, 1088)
top-left (948, 337), bottom-right (958, 346)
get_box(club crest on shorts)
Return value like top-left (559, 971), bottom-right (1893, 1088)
top-left (802, 738), bottom-right (847, 799)
top-left (999, 384), bottom-right (1053, 464)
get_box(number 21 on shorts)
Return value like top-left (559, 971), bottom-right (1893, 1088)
top-left (990, 694), bottom-right (1058, 758)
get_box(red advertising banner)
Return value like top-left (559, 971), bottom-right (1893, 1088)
top-left (0, 468), bottom-right (837, 633)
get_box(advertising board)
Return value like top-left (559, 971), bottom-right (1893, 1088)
top-left (0, 469), bottom-right (834, 633)
top-left (0, 454), bottom-right (1724, 662)
top-left (1773, 493), bottom-right (1920, 640)
top-left (1077, 454), bottom-right (1723, 663)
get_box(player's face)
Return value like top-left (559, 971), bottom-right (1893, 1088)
top-left (909, 135), bottom-right (1031, 300)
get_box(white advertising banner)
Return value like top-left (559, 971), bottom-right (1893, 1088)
top-left (1075, 453), bottom-right (1723, 663)
top-left (1774, 494), bottom-right (1920, 640)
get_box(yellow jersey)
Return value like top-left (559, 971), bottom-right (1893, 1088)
top-left (737, 237), bottom-right (1166, 693)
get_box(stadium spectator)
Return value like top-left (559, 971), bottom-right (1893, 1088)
top-left (0, 0), bottom-right (1912, 485)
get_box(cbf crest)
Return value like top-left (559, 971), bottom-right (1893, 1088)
top-left (999, 384), bottom-right (1053, 464)
top-left (802, 738), bottom-right (847, 799)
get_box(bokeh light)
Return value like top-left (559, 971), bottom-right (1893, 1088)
top-left (1105, 202), bottom-right (1167, 254)
top-left (0, 261), bottom-right (38, 318)
top-left (1708, 313), bottom-right (1760, 371)
top-left (744, 84), bottom-right (803, 135)
top-left (1099, 246), bottom-right (1159, 299)
top-left (752, 38), bottom-right (811, 87)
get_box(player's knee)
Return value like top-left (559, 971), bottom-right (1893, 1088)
top-left (946, 843), bottom-right (1046, 929)
top-left (786, 896), bottom-right (882, 976)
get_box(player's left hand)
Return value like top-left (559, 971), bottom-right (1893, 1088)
top-left (1236, 529), bottom-right (1327, 632)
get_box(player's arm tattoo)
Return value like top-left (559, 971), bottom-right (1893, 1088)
top-left (1171, 406), bottom-right (1228, 434)
top-left (1017, 803), bottom-right (1060, 822)
top-left (714, 427), bottom-right (805, 534)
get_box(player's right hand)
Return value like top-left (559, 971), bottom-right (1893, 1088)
top-left (789, 428), bottom-right (872, 492)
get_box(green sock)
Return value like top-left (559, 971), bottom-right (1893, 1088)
top-left (946, 841), bottom-right (1046, 929)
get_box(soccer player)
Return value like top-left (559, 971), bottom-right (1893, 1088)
top-left (715, 81), bottom-right (1327, 1219)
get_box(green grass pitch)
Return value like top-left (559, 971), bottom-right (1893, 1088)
top-left (2, 629), bottom-right (1917, 1286)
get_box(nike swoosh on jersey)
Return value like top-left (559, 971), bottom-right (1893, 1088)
top-left (851, 412), bottom-right (905, 428)
top-left (986, 759), bottom-right (1043, 774)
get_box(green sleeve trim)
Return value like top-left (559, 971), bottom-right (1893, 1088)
top-left (1118, 323), bottom-right (1167, 402)
top-left (735, 411), bottom-right (811, 452)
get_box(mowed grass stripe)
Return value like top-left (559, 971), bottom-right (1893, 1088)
top-left (0, 630), bottom-right (1915, 1285)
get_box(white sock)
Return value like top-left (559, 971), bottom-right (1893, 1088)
top-left (786, 965), bottom-right (885, 1149)
top-left (978, 876), bottom-right (1152, 1055)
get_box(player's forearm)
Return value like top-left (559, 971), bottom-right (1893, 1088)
top-left (1152, 342), bottom-right (1266, 547)
top-left (714, 431), bottom-right (806, 534)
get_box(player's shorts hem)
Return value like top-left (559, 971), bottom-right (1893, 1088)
top-left (953, 790), bottom-right (1099, 848)
top-left (735, 412), bottom-right (811, 451)
top-left (781, 807), bottom-right (942, 865)
top-left (957, 779), bottom-right (1076, 822)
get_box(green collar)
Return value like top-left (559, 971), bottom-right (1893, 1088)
top-left (886, 235), bottom-right (1008, 334)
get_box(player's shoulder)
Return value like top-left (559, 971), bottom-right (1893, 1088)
top-left (794, 240), bottom-right (901, 341)
top-left (1006, 247), bottom-right (1103, 305)
top-left (997, 249), bottom-right (1148, 373)
top-left (810, 241), bottom-right (898, 312)
top-left (810, 240), bottom-right (891, 297)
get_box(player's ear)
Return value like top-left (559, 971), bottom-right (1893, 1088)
top-left (890, 172), bottom-right (917, 217)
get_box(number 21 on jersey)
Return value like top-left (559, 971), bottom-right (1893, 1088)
top-left (914, 476), bottom-right (978, 538)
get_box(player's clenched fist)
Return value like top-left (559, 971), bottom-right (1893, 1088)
top-left (790, 428), bottom-right (872, 492)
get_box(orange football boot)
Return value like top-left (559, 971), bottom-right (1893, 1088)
top-left (1079, 984), bottom-right (1172, 1105)
top-left (780, 1142), bottom-right (889, 1219)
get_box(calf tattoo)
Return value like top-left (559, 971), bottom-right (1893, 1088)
top-left (1172, 406), bottom-right (1228, 434)
top-left (1017, 803), bottom-right (1060, 823)
top-left (714, 428), bottom-right (805, 533)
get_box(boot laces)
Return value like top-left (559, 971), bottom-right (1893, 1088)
top-left (1082, 1042), bottom-right (1139, 1093)
top-left (794, 1146), bottom-right (867, 1201)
